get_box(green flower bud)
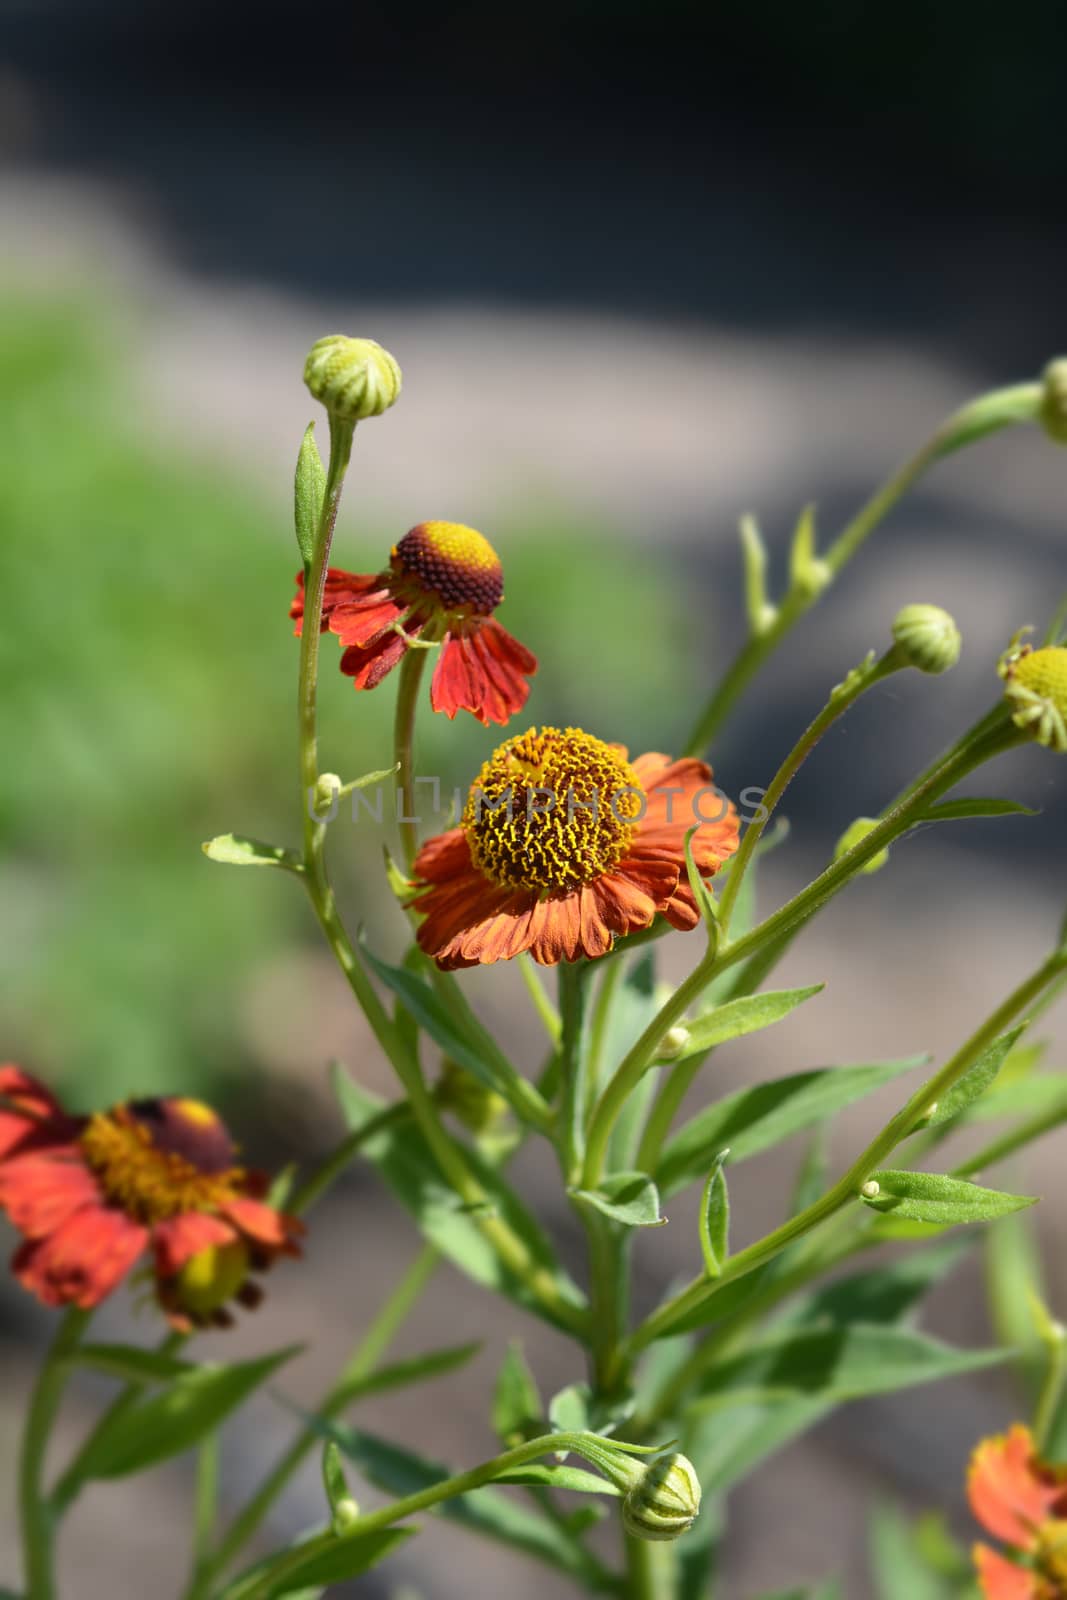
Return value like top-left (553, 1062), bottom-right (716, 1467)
top-left (1040, 358), bottom-right (1067, 445)
top-left (891, 604), bottom-right (961, 675)
top-left (304, 335), bottom-right (402, 422)
top-left (833, 817), bottom-right (889, 875)
top-left (620, 1452), bottom-right (702, 1543)
top-left (999, 641), bottom-right (1067, 753)
top-left (435, 1060), bottom-right (510, 1135)
top-left (657, 1025), bottom-right (690, 1062)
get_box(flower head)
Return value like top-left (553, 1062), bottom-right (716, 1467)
top-left (0, 1067), bottom-right (302, 1330)
top-left (291, 521), bottom-right (537, 725)
top-left (968, 1424), bottom-right (1067, 1597)
top-left (409, 727), bottom-right (739, 967)
top-left (999, 638), bottom-right (1067, 753)
top-left (303, 335), bottom-right (401, 422)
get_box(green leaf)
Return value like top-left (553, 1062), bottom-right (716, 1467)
top-left (698, 1152), bottom-right (730, 1277)
top-left (919, 797), bottom-right (1038, 822)
top-left (332, 1069), bottom-right (585, 1332)
top-left (77, 1347), bottom-right (301, 1479)
top-left (922, 1025), bottom-right (1027, 1128)
top-left (293, 420), bottom-right (326, 567)
top-left (321, 1441), bottom-right (352, 1532)
top-left (968, 1070), bottom-right (1067, 1123)
top-left (201, 833), bottom-right (302, 872)
top-left (71, 1344), bottom-right (195, 1384)
top-left (861, 1170), bottom-right (1036, 1225)
top-left (571, 1170), bottom-right (666, 1227)
top-left (493, 1342), bottom-right (544, 1446)
top-left (360, 942), bottom-right (541, 1129)
top-left (547, 1382), bottom-right (634, 1443)
top-left (306, 1422), bottom-right (614, 1589)
top-left (262, 1528), bottom-right (413, 1594)
top-left (691, 1324), bottom-right (1007, 1411)
top-left (783, 1238), bottom-right (972, 1331)
top-left (657, 1058), bottom-right (923, 1197)
top-left (603, 953), bottom-right (662, 1168)
top-left (870, 1502), bottom-right (949, 1600)
top-left (328, 1342), bottom-right (481, 1411)
top-left (985, 1211), bottom-right (1045, 1371)
top-left (684, 824), bottom-right (719, 935)
top-left (667, 985), bottom-right (824, 1064)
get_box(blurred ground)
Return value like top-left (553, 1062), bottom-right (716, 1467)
top-left (1, 170), bottom-right (1066, 1600)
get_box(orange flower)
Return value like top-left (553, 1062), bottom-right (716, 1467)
top-left (0, 1067), bottom-right (302, 1330)
top-left (291, 521), bottom-right (537, 725)
top-left (968, 1425), bottom-right (1067, 1598)
top-left (410, 726), bottom-right (739, 968)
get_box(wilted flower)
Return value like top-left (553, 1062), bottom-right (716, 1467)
top-left (291, 521), bottom-right (537, 725)
top-left (968, 1424), bottom-right (1067, 1597)
top-left (410, 727), bottom-right (739, 967)
top-left (0, 1067), bottom-right (302, 1329)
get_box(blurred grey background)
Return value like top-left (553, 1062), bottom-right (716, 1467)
top-left (1, 3), bottom-right (1065, 1595)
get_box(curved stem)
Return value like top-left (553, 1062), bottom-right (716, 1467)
top-left (196, 1245), bottom-right (439, 1593)
top-left (683, 382), bottom-right (1041, 755)
top-left (20, 1307), bottom-right (90, 1599)
top-left (582, 712), bottom-right (1025, 1189)
top-left (624, 1530), bottom-right (675, 1599)
top-left (626, 944), bottom-right (1067, 1353)
top-left (393, 643), bottom-right (431, 871)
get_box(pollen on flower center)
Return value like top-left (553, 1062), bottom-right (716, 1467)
top-left (392, 521), bottom-right (504, 614)
top-left (1038, 1519), bottom-right (1067, 1586)
top-left (463, 726), bottom-right (643, 894)
top-left (79, 1099), bottom-right (244, 1224)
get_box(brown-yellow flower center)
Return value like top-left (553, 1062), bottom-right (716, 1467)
top-left (79, 1098), bottom-right (244, 1224)
top-left (463, 726), bottom-right (643, 894)
top-left (392, 521), bottom-right (504, 614)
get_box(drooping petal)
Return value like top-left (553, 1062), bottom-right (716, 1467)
top-left (153, 1211), bottom-right (236, 1276)
top-left (973, 1544), bottom-right (1040, 1600)
top-left (224, 1197), bottom-right (304, 1257)
top-left (339, 629), bottom-right (409, 690)
top-left (0, 1153), bottom-right (99, 1238)
top-left (14, 1205), bottom-right (149, 1309)
top-left (291, 568), bottom-right (384, 635)
top-left (0, 1066), bottom-right (79, 1159)
top-left (412, 828), bottom-right (473, 884)
top-left (431, 634), bottom-right (482, 720)
top-left (969, 1427), bottom-right (1067, 1547)
top-left (329, 592), bottom-right (409, 649)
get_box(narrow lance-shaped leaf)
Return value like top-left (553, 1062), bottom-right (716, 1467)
top-left (493, 1341), bottom-right (544, 1446)
top-left (664, 985), bottom-right (824, 1065)
top-left (861, 1170), bottom-right (1036, 1225)
top-left (571, 1170), bottom-right (666, 1228)
top-left (657, 1057), bottom-right (923, 1197)
top-left (294, 419), bottom-right (326, 568)
top-left (921, 1025), bottom-right (1027, 1129)
top-left (248, 1528), bottom-right (413, 1595)
top-left (699, 1151), bottom-right (730, 1278)
top-left (71, 1344), bottom-right (196, 1385)
top-left (328, 1341), bottom-right (481, 1411)
top-left (321, 1440), bottom-right (355, 1534)
top-left (918, 797), bottom-right (1038, 823)
top-left (202, 834), bottom-right (303, 872)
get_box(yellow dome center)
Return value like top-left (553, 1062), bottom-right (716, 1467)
top-left (392, 521), bottom-right (504, 613)
top-left (463, 726), bottom-right (643, 894)
top-left (80, 1099), bottom-right (243, 1224)
top-left (1003, 645), bottom-right (1067, 752)
top-left (1037, 1519), bottom-right (1067, 1589)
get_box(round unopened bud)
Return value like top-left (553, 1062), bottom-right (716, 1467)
top-left (304, 335), bottom-right (402, 422)
top-left (833, 817), bottom-right (889, 875)
top-left (1000, 644), bottom-right (1067, 753)
top-left (434, 1060), bottom-right (510, 1136)
top-left (891, 604), bottom-right (961, 675)
top-left (657, 1026), bottom-right (690, 1062)
top-left (621, 1453), bottom-right (702, 1543)
top-left (1040, 359), bottom-right (1067, 445)
top-left (861, 1180), bottom-right (881, 1200)
top-left (331, 1496), bottom-right (360, 1532)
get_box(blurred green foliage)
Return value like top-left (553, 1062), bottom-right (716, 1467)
top-left (0, 295), bottom-right (694, 1109)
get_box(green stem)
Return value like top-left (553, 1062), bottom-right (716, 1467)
top-left (393, 642), bottom-right (431, 871)
top-left (635, 1056), bottom-right (705, 1178)
top-left (716, 646), bottom-right (902, 931)
top-left (295, 419), bottom-right (582, 1336)
top-left (587, 957), bottom-right (625, 1113)
top-left (584, 712), bottom-right (1024, 1190)
top-left (683, 382), bottom-right (1041, 755)
top-left (626, 945), bottom-right (1067, 1354)
top-left (624, 1529), bottom-right (675, 1599)
top-left (518, 953), bottom-right (563, 1043)
top-left (187, 1434), bottom-right (220, 1593)
top-left (559, 960), bottom-right (590, 1181)
top-left (221, 1431), bottom-right (647, 1600)
top-left (1032, 1328), bottom-right (1067, 1452)
top-left (20, 1308), bottom-right (90, 1599)
top-left (198, 1245), bottom-right (439, 1591)
top-left (583, 1213), bottom-right (630, 1399)
top-left (287, 1102), bottom-right (412, 1215)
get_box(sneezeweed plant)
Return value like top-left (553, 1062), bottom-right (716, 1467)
top-left (5, 332), bottom-right (1067, 1600)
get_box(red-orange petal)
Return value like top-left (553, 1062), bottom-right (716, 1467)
top-left (291, 567), bottom-right (383, 635)
top-left (14, 1205), bottom-right (149, 1309)
top-left (412, 828), bottom-right (472, 884)
top-left (431, 634), bottom-right (482, 720)
top-left (340, 629), bottom-right (409, 690)
top-left (152, 1211), bottom-right (236, 1276)
top-left (0, 1153), bottom-right (99, 1239)
top-left (430, 620), bottom-right (535, 726)
top-left (973, 1544), bottom-right (1040, 1600)
top-left (0, 1066), bottom-right (78, 1159)
top-left (969, 1427), bottom-right (1067, 1547)
top-left (224, 1197), bottom-right (304, 1256)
